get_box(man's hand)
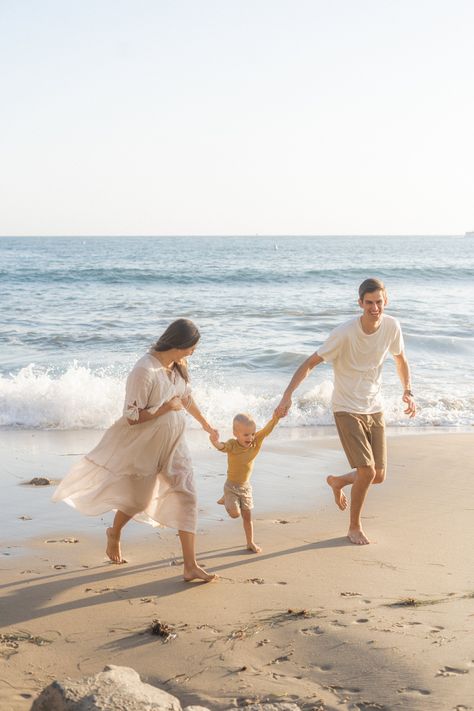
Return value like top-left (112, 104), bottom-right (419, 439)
top-left (275, 396), bottom-right (292, 418)
top-left (402, 391), bottom-right (416, 418)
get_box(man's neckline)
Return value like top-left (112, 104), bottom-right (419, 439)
top-left (358, 315), bottom-right (384, 335)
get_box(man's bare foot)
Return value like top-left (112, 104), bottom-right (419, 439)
top-left (183, 564), bottom-right (217, 582)
top-left (106, 527), bottom-right (125, 563)
top-left (326, 475), bottom-right (348, 510)
top-left (216, 496), bottom-right (224, 505)
top-left (348, 528), bottom-right (370, 545)
top-left (247, 542), bottom-right (262, 553)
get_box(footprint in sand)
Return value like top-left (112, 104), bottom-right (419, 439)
top-left (269, 653), bottom-right (293, 664)
top-left (354, 618), bottom-right (370, 624)
top-left (330, 684), bottom-right (361, 695)
top-left (436, 666), bottom-right (469, 677)
top-left (398, 687), bottom-right (431, 696)
top-left (313, 663), bottom-right (332, 671)
top-left (301, 626), bottom-right (325, 636)
top-left (330, 619), bottom-right (349, 627)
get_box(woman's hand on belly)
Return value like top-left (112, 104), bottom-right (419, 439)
top-left (167, 396), bottom-right (185, 411)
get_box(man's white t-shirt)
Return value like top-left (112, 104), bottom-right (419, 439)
top-left (317, 315), bottom-right (404, 414)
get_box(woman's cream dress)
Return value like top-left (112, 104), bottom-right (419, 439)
top-left (52, 354), bottom-right (197, 532)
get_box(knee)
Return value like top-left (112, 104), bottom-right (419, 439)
top-left (357, 465), bottom-right (376, 483)
top-left (241, 509), bottom-right (251, 521)
top-left (373, 468), bottom-right (386, 484)
top-left (227, 509), bottom-right (240, 519)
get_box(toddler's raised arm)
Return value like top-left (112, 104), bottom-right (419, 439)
top-left (209, 430), bottom-right (225, 451)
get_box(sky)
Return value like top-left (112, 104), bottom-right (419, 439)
top-left (1, 0), bottom-right (473, 236)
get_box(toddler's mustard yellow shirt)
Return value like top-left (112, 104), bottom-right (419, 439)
top-left (219, 415), bottom-right (279, 485)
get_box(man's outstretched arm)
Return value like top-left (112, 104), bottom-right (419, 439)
top-left (393, 352), bottom-right (416, 418)
top-left (275, 352), bottom-right (324, 417)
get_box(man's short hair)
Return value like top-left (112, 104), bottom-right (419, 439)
top-left (358, 278), bottom-right (386, 301)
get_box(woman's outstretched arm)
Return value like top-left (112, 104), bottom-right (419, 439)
top-left (183, 395), bottom-right (218, 436)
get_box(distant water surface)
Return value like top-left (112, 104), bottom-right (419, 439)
top-left (1, 235), bottom-right (473, 429)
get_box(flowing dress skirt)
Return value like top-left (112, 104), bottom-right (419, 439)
top-left (52, 410), bottom-right (197, 532)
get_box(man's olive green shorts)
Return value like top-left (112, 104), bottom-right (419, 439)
top-left (334, 411), bottom-right (387, 470)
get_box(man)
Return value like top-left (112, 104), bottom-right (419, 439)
top-left (275, 278), bottom-right (416, 545)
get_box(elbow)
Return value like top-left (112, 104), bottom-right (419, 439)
top-left (395, 354), bottom-right (408, 369)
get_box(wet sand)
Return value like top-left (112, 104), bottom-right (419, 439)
top-left (1, 430), bottom-right (473, 710)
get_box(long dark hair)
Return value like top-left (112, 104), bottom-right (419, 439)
top-left (152, 319), bottom-right (200, 383)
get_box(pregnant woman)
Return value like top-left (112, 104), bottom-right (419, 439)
top-left (53, 318), bottom-right (217, 582)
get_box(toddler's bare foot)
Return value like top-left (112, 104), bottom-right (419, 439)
top-left (106, 527), bottom-right (125, 563)
top-left (326, 475), bottom-right (348, 510)
top-left (216, 496), bottom-right (224, 505)
top-left (247, 542), bottom-right (262, 553)
top-left (348, 527), bottom-right (370, 545)
top-left (183, 564), bottom-right (217, 582)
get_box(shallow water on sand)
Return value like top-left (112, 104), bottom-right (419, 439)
top-left (1, 427), bottom-right (347, 544)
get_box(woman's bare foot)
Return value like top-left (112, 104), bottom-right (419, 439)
top-left (326, 475), bottom-right (348, 510)
top-left (216, 496), bottom-right (224, 505)
top-left (183, 564), bottom-right (217, 582)
top-left (247, 542), bottom-right (262, 553)
top-left (106, 527), bottom-right (125, 563)
top-left (348, 527), bottom-right (370, 545)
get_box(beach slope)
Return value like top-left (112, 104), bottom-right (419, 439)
top-left (1, 432), bottom-right (473, 710)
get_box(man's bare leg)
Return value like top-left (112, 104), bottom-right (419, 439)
top-left (106, 510), bottom-right (132, 563)
top-left (373, 468), bottom-right (385, 484)
top-left (242, 508), bottom-right (261, 553)
top-left (326, 470), bottom-right (356, 510)
top-left (179, 530), bottom-right (217, 582)
top-left (348, 465), bottom-right (376, 544)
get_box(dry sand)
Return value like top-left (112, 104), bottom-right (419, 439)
top-left (1, 431), bottom-right (473, 711)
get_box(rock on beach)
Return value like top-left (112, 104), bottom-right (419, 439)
top-left (30, 665), bottom-right (301, 711)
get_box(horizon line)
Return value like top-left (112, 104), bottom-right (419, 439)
top-left (0, 233), bottom-right (467, 239)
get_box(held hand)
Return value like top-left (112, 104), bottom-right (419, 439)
top-left (274, 396), bottom-right (292, 418)
top-left (402, 392), bottom-right (416, 418)
top-left (209, 429), bottom-right (220, 445)
top-left (204, 424), bottom-right (219, 439)
top-left (167, 396), bottom-right (184, 411)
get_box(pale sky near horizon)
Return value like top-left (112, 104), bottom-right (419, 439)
top-left (1, 0), bottom-right (473, 236)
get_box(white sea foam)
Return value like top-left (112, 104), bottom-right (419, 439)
top-left (2, 236), bottom-right (473, 434)
top-left (0, 364), bottom-right (124, 430)
top-left (0, 363), bottom-right (472, 430)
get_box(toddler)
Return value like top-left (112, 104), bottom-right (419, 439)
top-left (210, 412), bottom-right (280, 553)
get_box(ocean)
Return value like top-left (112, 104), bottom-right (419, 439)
top-left (1, 235), bottom-right (473, 431)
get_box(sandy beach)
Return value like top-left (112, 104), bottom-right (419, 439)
top-left (1, 429), bottom-right (473, 711)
